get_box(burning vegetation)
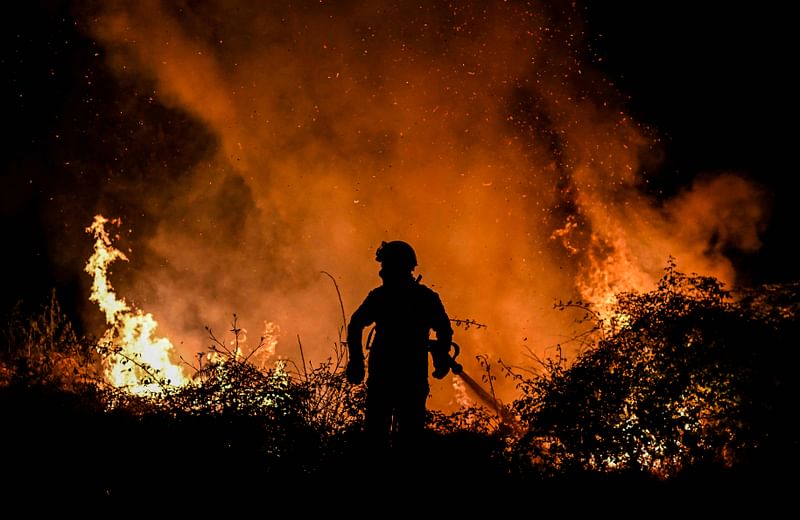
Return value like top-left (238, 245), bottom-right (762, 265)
top-left (2, 0), bottom-right (796, 502)
top-left (1, 219), bottom-right (796, 496)
top-left (85, 215), bottom-right (190, 393)
top-left (30, 0), bottom-right (771, 414)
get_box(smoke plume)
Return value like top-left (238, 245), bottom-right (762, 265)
top-left (65, 0), bottom-right (767, 409)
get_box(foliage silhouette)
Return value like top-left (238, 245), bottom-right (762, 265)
top-left (505, 259), bottom-right (799, 481)
top-left (1, 259), bottom-right (797, 499)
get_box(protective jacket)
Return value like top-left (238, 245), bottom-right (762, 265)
top-left (347, 276), bottom-right (453, 389)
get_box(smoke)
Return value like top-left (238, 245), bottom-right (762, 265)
top-left (69, 0), bottom-right (768, 409)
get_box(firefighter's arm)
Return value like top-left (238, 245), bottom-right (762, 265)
top-left (430, 295), bottom-right (455, 379)
top-left (345, 295), bottom-right (374, 384)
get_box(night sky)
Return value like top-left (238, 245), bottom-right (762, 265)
top-left (583, 1), bottom-right (794, 288)
top-left (2, 0), bottom-right (796, 336)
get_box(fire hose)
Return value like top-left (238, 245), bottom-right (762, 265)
top-left (364, 327), bottom-right (513, 423)
top-left (431, 341), bottom-right (514, 423)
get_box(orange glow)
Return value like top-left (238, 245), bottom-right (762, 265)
top-left (75, 2), bottom-right (768, 411)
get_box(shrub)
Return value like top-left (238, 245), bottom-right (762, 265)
top-left (506, 260), bottom-right (799, 479)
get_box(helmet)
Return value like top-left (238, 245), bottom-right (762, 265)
top-left (375, 240), bottom-right (417, 271)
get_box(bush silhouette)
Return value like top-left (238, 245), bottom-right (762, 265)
top-left (1, 259), bottom-right (797, 500)
top-left (506, 259), bottom-right (799, 481)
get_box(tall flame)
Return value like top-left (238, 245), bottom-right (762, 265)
top-left (85, 215), bottom-right (189, 393)
top-left (70, 1), bottom-right (770, 410)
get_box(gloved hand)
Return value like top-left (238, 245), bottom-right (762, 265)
top-left (432, 365), bottom-right (450, 379)
top-left (431, 344), bottom-right (451, 380)
top-left (346, 357), bottom-right (365, 384)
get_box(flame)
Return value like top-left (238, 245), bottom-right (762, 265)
top-left (85, 215), bottom-right (189, 393)
top-left (71, 2), bottom-right (770, 410)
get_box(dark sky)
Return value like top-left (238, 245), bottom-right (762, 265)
top-left (581, 1), bottom-right (795, 285)
top-left (584, 2), bottom-right (791, 180)
top-left (2, 0), bottom-right (796, 323)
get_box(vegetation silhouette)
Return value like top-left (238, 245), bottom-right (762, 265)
top-left (0, 259), bottom-right (797, 501)
top-left (505, 259), bottom-right (798, 484)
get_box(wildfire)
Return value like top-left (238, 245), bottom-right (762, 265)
top-left (85, 215), bottom-right (189, 393)
top-left (74, 1), bottom-right (769, 412)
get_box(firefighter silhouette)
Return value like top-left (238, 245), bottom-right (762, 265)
top-left (346, 240), bottom-right (454, 453)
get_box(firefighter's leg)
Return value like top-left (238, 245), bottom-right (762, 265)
top-left (393, 384), bottom-right (429, 464)
top-left (365, 383), bottom-right (393, 454)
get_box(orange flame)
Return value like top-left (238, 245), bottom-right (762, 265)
top-left (85, 215), bottom-right (189, 393)
top-left (79, 2), bottom-right (769, 411)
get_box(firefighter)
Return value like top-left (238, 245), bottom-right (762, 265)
top-left (346, 240), bottom-right (454, 455)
